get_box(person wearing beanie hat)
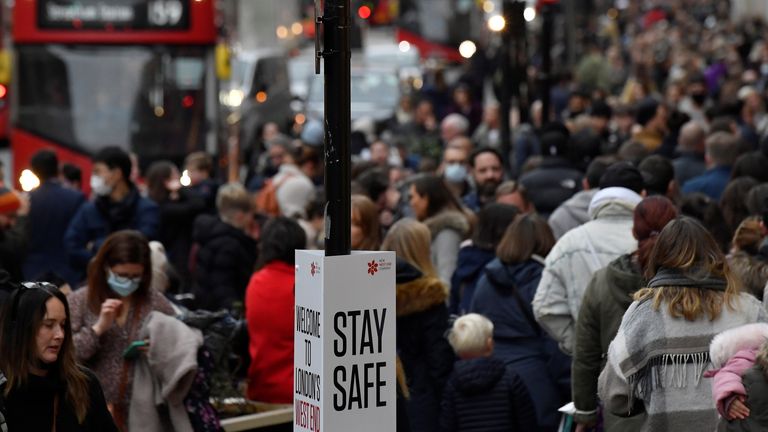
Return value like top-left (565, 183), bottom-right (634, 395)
top-left (533, 160), bottom-right (646, 356)
top-left (572, 196), bottom-right (678, 431)
top-left (0, 187), bottom-right (21, 215)
top-left (519, 122), bottom-right (583, 217)
top-left (0, 187), bottom-right (28, 282)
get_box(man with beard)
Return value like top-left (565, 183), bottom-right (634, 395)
top-left (462, 148), bottom-right (504, 212)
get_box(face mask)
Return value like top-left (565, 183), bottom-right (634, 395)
top-left (107, 270), bottom-right (141, 297)
top-left (90, 175), bottom-right (113, 197)
top-left (690, 92), bottom-right (707, 105)
top-left (444, 163), bottom-right (468, 183)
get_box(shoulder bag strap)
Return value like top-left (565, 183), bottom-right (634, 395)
top-left (113, 302), bottom-right (145, 431)
top-left (484, 268), bottom-right (542, 336)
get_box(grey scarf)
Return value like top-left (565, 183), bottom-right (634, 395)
top-left (647, 267), bottom-right (727, 291)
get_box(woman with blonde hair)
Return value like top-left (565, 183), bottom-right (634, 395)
top-left (351, 194), bottom-right (381, 250)
top-left (382, 218), bottom-right (453, 432)
top-left (599, 217), bottom-right (768, 431)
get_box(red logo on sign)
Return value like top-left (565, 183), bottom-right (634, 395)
top-left (367, 260), bottom-right (379, 275)
top-left (310, 262), bottom-right (317, 277)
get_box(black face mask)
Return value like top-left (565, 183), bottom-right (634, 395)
top-left (691, 92), bottom-right (707, 105)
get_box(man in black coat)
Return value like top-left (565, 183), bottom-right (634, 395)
top-left (519, 123), bottom-right (583, 217)
top-left (191, 183), bottom-right (257, 311)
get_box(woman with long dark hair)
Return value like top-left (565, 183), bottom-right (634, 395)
top-left (599, 217), bottom-right (768, 431)
top-left (245, 217), bottom-right (307, 403)
top-left (145, 160), bottom-right (205, 290)
top-left (68, 230), bottom-right (175, 429)
top-left (0, 283), bottom-right (117, 431)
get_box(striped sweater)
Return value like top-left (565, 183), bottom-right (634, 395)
top-left (598, 292), bottom-right (767, 432)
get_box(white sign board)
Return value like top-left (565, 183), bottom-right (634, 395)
top-left (294, 250), bottom-right (396, 432)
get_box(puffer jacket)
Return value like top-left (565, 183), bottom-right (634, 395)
top-left (717, 340), bottom-right (768, 432)
top-left (396, 260), bottom-right (454, 432)
top-left (572, 253), bottom-right (645, 431)
top-left (533, 187), bottom-right (640, 355)
top-left (439, 357), bottom-right (537, 432)
top-left (191, 214), bottom-right (257, 311)
top-left (705, 323), bottom-right (768, 431)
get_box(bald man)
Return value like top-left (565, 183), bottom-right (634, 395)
top-left (673, 121), bottom-right (706, 187)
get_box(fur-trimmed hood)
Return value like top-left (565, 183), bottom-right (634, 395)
top-left (396, 274), bottom-right (448, 317)
top-left (709, 323), bottom-right (768, 368)
top-left (424, 209), bottom-right (470, 240)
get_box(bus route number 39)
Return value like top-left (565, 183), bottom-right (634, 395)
top-left (148, 0), bottom-right (183, 27)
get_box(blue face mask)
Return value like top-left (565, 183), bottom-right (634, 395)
top-left (107, 270), bottom-right (141, 297)
top-left (444, 163), bottom-right (468, 183)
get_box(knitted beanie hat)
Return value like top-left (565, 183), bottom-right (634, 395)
top-left (0, 187), bottom-right (20, 215)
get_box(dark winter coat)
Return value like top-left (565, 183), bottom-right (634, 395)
top-left (192, 214), bottom-right (257, 311)
top-left (23, 180), bottom-right (85, 285)
top-left (470, 257), bottom-right (569, 432)
top-left (0, 217), bottom-right (28, 283)
top-left (3, 367), bottom-right (118, 432)
top-left (396, 260), bottom-right (454, 432)
top-left (718, 343), bottom-right (768, 432)
top-left (439, 356), bottom-right (537, 432)
top-left (519, 157), bottom-right (583, 217)
top-left (157, 188), bottom-right (206, 283)
top-left (572, 253), bottom-right (645, 430)
top-left (449, 245), bottom-right (495, 315)
top-left (64, 187), bottom-right (159, 273)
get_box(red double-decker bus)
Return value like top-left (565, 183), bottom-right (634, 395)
top-left (11, 0), bottom-right (218, 189)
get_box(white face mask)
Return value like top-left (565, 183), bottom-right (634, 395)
top-left (90, 175), bottom-right (113, 197)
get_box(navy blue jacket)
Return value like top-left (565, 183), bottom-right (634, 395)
top-left (24, 180), bottom-right (85, 285)
top-left (440, 357), bottom-right (537, 432)
top-left (449, 246), bottom-right (495, 315)
top-left (681, 165), bottom-right (731, 200)
top-left (64, 188), bottom-right (159, 275)
top-left (471, 258), bottom-right (570, 432)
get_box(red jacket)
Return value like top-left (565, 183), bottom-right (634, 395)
top-left (245, 260), bottom-right (295, 403)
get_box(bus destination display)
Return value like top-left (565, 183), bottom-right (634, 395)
top-left (38, 0), bottom-right (190, 30)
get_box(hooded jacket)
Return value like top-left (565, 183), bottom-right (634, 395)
top-left (396, 259), bottom-right (454, 432)
top-left (548, 189), bottom-right (598, 239)
top-left (191, 214), bottom-right (257, 311)
top-left (439, 357), bottom-right (537, 432)
top-left (424, 209), bottom-right (471, 285)
top-left (533, 187), bottom-right (640, 355)
top-left (716, 339), bottom-right (768, 432)
top-left (471, 257), bottom-right (568, 431)
top-left (449, 245), bottom-right (495, 315)
top-left (704, 323), bottom-right (768, 430)
top-left (572, 253), bottom-right (645, 429)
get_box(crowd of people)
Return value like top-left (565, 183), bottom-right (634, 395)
top-left (3, 1), bottom-right (768, 431)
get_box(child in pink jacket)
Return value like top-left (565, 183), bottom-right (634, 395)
top-left (706, 323), bottom-right (768, 422)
